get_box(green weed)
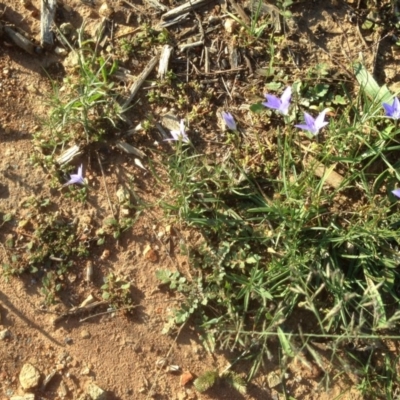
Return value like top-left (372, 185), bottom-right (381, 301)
top-left (154, 66), bottom-right (400, 397)
top-left (34, 23), bottom-right (121, 156)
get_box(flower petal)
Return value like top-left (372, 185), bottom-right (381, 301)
top-left (263, 95), bottom-right (281, 110)
top-left (392, 188), bottom-right (400, 198)
top-left (294, 123), bottom-right (313, 132)
top-left (383, 102), bottom-right (394, 117)
top-left (63, 165), bottom-right (85, 186)
top-left (303, 112), bottom-right (315, 129)
top-left (221, 111), bottom-right (237, 130)
top-left (179, 119), bottom-right (185, 134)
top-left (315, 108), bottom-right (329, 129)
top-left (280, 86), bottom-right (292, 107)
top-left (392, 98), bottom-right (400, 119)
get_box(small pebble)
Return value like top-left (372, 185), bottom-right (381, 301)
top-left (64, 337), bottom-right (73, 345)
top-left (81, 330), bottom-right (91, 339)
top-left (80, 366), bottom-right (90, 376)
top-left (0, 329), bottom-right (11, 340)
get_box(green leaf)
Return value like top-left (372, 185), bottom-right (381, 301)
top-left (277, 327), bottom-right (295, 357)
top-left (362, 19), bottom-right (374, 30)
top-left (353, 62), bottom-right (392, 103)
top-left (365, 276), bottom-right (387, 329)
top-left (102, 291), bottom-right (110, 300)
top-left (224, 372), bottom-right (247, 395)
top-left (250, 102), bottom-right (265, 114)
top-left (156, 269), bottom-right (172, 283)
top-left (245, 256), bottom-right (258, 264)
top-left (265, 82), bottom-right (282, 91)
top-left (194, 370), bottom-right (219, 393)
top-left (314, 83), bottom-right (329, 98)
top-left (281, 10), bottom-right (292, 18)
top-left (120, 283), bottom-right (130, 290)
top-left (333, 95), bottom-right (347, 105)
top-left (104, 218), bottom-right (118, 226)
top-left (2, 213), bottom-right (12, 222)
top-left (200, 331), bottom-right (216, 353)
top-left (175, 309), bottom-right (189, 324)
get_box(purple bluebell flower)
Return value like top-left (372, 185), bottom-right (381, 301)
top-left (165, 119), bottom-right (189, 143)
top-left (392, 189), bottom-right (400, 198)
top-left (262, 86), bottom-right (292, 115)
top-left (295, 109), bottom-right (329, 136)
top-left (63, 164), bottom-right (85, 187)
top-left (383, 98), bottom-right (400, 119)
top-left (221, 111), bottom-right (237, 131)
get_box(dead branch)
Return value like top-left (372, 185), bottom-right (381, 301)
top-left (161, 0), bottom-right (212, 20)
top-left (41, 0), bottom-right (57, 49)
top-left (121, 54), bottom-right (159, 112)
top-left (3, 24), bottom-right (35, 55)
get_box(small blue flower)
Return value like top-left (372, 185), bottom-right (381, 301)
top-left (392, 188), bottom-right (400, 198)
top-left (165, 119), bottom-right (189, 143)
top-left (262, 86), bottom-right (292, 115)
top-left (383, 98), bottom-right (400, 119)
top-left (63, 164), bottom-right (85, 187)
top-left (295, 109), bottom-right (329, 136)
top-left (221, 111), bottom-right (237, 131)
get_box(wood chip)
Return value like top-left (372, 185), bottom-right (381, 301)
top-left (229, 45), bottom-right (240, 69)
top-left (179, 40), bottom-right (204, 52)
top-left (161, 0), bottom-right (212, 20)
top-left (121, 54), bottom-right (159, 112)
top-left (56, 145), bottom-right (82, 165)
top-left (144, 0), bottom-right (168, 11)
top-left (134, 158), bottom-right (146, 170)
top-left (3, 25), bottom-right (35, 55)
top-left (116, 141), bottom-right (146, 158)
top-left (41, 0), bottom-right (57, 49)
top-left (158, 45), bottom-right (173, 79)
top-left (157, 13), bottom-right (189, 29)
top-left (305, 156), bottom-right (344, 189)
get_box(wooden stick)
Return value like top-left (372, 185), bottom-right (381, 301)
top-left (96, 151), bottom-right (115, 218)
top-left (204, 46), bottom-right (210, 74)
top-left (157, 13), bottom-right (189, 29)
top-left (161, 0), bottom-right (212, 20)
top-left (179, 40), bottom-right (203, 52)
top-left (121, 54), bottom-right (159, 111)
top-left (79, 305), bottom-right (137, 322)
top-left (158, 45), bottom-right (173, 79)
top-left (53, 301), bottom-right (108, 324)
top-left (144, 0), bottom-right (168, 12)
top-left (41, 0), bottom-right (57, 49)
top-left (228, 0), bottom-right (250, 24)
top-left (3, 25), bottom-right (35, 55)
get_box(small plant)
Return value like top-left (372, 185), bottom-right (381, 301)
top-left (35, 22), bottom-right (122, 158)
top-left (1, 196), bottom-right (81, 303)
top-left (194, 370), bottom-right (246, 394)
top-left (152, 66), bottom-right (400, 396)
top-left (101, 273), bottom-right (134, 312)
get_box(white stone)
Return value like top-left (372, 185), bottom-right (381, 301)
top-left (19, 363), bottom-right (41, 390)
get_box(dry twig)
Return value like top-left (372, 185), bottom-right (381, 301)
top-left (96, 151), bottom-right (115, 218)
